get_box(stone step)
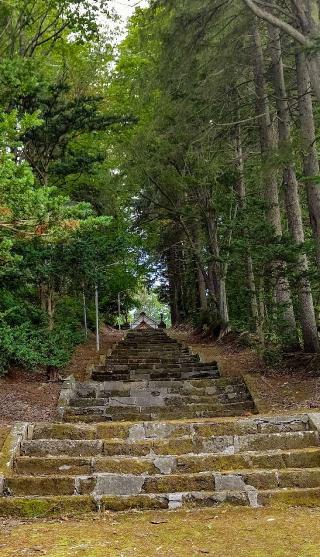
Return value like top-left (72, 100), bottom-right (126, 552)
top-left (21, 430), bottom-right (317, 458)
top-left (1, 487), bottom-right (320, 517)
top-left (103, 365), bottom-right (218, 373)
top-left (68, 392), bottom-right (252, 408)
top-left (5, 467), bottom-right (320, 497)
top-left (32, 415), bottom-right (312, 441)
top-left (91, 371), bottom-right (220, 382)
top-left (63, 400), bottom-right (255, 422)
top-left (14, 447), bottom-right (320, 476)
top-left (105, 360), bottom-right (203, 368)
top-left (72, 378), bottom-right (251, 397)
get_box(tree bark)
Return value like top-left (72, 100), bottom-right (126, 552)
top-left (201, 196), bottom-right (230, 336)
top-left (198, 265), bottom-right (208, 311)
top-left (166, 246), bottom-right (181, 325)
top-left (242, 0), bottom-right (320, 102)
top-left (268, 24), bottom-right (319, 352)
top-left (234, 120), bottom-right (264, 343)
top-left (296, 50), bottom-right (320, 274)
top-left (252, 19), bottom-right (299, 348)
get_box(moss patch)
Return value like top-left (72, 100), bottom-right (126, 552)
top-left (0, 496), bottom-right (96, 518)
top-left (0, 427), bottom-right (10, 451)
top-left (0, 507), bottom-right (320, 556)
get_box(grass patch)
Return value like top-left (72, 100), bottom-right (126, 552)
top-left (0, 506), bottom-right (319, 556)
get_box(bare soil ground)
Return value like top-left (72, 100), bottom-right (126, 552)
top-left (64, 329), bottom-right (123, 382)
top-left (0, 374), bottom-right (61, 425)
top-left (0, 329), bottom-right (123, 425)
top-left (172, 331), bottom-right (320, 414)
top-left (0, 507), bottom-right (320, 556)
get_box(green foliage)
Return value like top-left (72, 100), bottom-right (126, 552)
top-left (0, 321), bottom-right (83, 375)
top-left (0, 1), bottom-right (146, 374)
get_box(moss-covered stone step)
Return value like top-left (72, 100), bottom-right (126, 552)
top-left (1, 486), bottom-right (320, 517)
top-left (0, 426), bottom-right (10, 451)
top-left (31, 415), bottom-right (312, 441)
top-left (5, 467), bottom-right (320, 497)
top-left (92, 370), bottom-right (220, 382)
top-left (21, 430), bottom-right (318, 458)
top-left (77, 378), bottom-right (238, 397)
top-left (64, 401), bottom-right (255, 422)
top-left (14, 448), bottom-right (320, 477)
top-left (0, 488), bottom-right (320, 518)
top-left (69, 391), bottom-right (252, 409)
top-left (258, 487), bottom-right (320, 507)
top-left (101, 431), bottom-right (318, 456)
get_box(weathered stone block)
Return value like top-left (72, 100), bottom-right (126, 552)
top-left (93, 473), bottom-right (145, 496)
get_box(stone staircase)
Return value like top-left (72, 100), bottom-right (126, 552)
top-left (92, 329), bottom-right (220, 382)
top-left (62, 329), bottom-right (255, 422)
top-left (1, 330), bottom-right (320, 517)
top-left (1, 414), bottom-right (320, 516)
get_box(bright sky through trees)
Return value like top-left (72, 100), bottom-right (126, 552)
top-left (111, 1), bottom-right (148, 21)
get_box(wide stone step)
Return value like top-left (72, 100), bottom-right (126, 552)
top-left (21, 430), bottom-right (317, 458)
top-left (92, 370), bottom-right (220, 382)
top-left (105, 360), bottom-right (203, 368)
top-left (14, 447), bottom-right (320, 476)
top-left (68, 391), bottom-right (252, 408)
top-left (73, 378), bottom-right (248, 400)
top-left (63, 401), bottom-right (255, 422)
top-left (72, 377), bottom-right (251, 395)
top-left (1, 486), bottom-right (320, 517)
top-left (32, 415), bottom-right (312, 441)
top-left (5, 467), bottom-right (320, 497)
top-left (101, 430), bottom-right (318, 456)
top-left (92, 368), bottom-right (220, 382)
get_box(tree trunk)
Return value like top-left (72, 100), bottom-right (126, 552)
top-left (234, 120), bottom-right (262, 340)
top-left (296, 50), bottom-right (320, 273)
top-left (242, 0), bottom-right (320, 102)
top-left (47, 286), bottom-right (55, 331)
top-left (166, 245), bottom-right (183, 325)
top-left (198, 265), bottom-right (208, 311)
top-left (202, 199), bottom-right (230, 336)
top-left (268, 24), bottom-right (319, 352)
top-left (292, 0), bottom-right (320, 101)
top-left (252, 20), bottom-right (299, 349)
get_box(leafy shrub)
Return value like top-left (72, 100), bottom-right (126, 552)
top-left (261, 346), bottom-right (283, 367)
top-left (0, 321), bottom-right (84, 375)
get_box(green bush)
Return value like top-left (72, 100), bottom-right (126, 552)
top-left (0, 321), bottom-right (84, 375)
top-left (261, 346), bottom-right (283, 367)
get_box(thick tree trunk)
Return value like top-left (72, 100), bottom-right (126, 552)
top-left (296, 50), bottom-right (320, 274)
top-left (269, 25), bottom-right (319, 352)
top-left (252, 20), bottom-right (299, 348)
top-left (234, 120), bottom-right (262, 340)
top-left (203, 202), bottom-right (230, 336)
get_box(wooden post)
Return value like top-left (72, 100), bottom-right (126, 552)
top-left (83, 291), bottom-right (88, 338)
top-left (118, 292), bottom-right (121, 331)
top-left (95, 285), bottom-right (100, 352)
